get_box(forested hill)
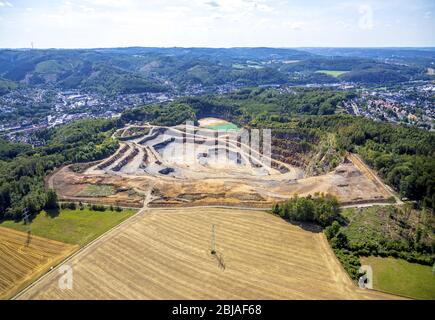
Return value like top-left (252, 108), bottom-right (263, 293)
top-left (0, 47), bottom-right (432, 95)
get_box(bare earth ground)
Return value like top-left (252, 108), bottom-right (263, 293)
top-left (46, 124), bottom-right (396, 209)
top-left (198, 117), bottom-right (232, 127)
top-left (0, 227), bottom-right (78, 300)
top-left (48, 156), bottom-right (393, 208)
top-left (15, 208), bottom-right (398, 300)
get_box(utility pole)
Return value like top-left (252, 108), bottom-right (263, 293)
top-left (211, 224), bottom-right (216, 255)
top-left (23, 209), bottom-right (31, 232)
top-left (23, 209), bottom-right (32, 246)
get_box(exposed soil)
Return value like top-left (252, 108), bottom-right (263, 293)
top-left (47, 124), bottom-right (397, 209)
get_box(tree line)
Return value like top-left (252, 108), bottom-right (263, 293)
top-left (272, 195), bottom-right (434, 280)
top-left (0, 118), bottom-right (119, 221)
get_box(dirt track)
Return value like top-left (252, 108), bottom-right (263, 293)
top-left (15, 208), bottom-right (399, 300)
top-left (347, 153), bottom-right (401, 203)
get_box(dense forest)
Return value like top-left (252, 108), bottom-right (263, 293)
top-left (280, 57), bottom-right (426, 84)
top-left (184, 87), bottom-right (353, 120)
top-left (0, 119), bottom-right (118, 220)
top-left (0, 47), bottom-right (433, 96)
top-left (120, 102), bottom-right (196, 126)
top-left (272, 193), bottom-right (341, 227)
top-left (121, 87), bottom-right (352, 125)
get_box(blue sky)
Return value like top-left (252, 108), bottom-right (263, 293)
top-left (0, 0), bottom-right (434, 48)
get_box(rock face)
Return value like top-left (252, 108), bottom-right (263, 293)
top-left (112, 148), bottom-right (140, 172)
top-left (153, 137), bottom-right (175, 150)
top-left (97, 144), bottom-right (130, 170)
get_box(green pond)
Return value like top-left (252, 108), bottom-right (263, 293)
top-left (203, 123), bottom-right (239, 131)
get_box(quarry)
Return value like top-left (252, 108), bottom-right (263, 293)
top-left (47, 119), bottom-right (396, 209)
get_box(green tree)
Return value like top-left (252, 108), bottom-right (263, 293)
top-left (45, 189), bottom-right (59, 209)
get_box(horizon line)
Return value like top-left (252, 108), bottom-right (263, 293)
top-left (1, 46), bottom-right (435, 50)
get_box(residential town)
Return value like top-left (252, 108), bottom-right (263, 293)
top-left (1, 79), bottom-right (434, 145)
top-left (343, 81), bottom-right (434, 130)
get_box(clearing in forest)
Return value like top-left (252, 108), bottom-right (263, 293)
top-left (315, 70), bottom-right (349, 77)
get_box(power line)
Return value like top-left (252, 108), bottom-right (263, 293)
top-left (211, 224), bottom-right (216, 255)
top-left (23, 209), bottom-right (31, 233)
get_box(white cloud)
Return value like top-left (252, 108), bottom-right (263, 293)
top-left (204, 1), bottom-right (219, 8)
top-left (0, 1), bottom-right (13, 7)
top-left (200, 0), bottom-right (274, 13)
top-left (336, 20), bottom-right (351, 30)
top-left (0, 0), bottom-right (433, 48)
top-left (164, 5), bottom-right (192, 14)
top-left (358, 4), bottom-right (374, 30)
top-left (83, 0), bottom-right (131, 8)
top-left (285, 21), bottom-right (304, 31)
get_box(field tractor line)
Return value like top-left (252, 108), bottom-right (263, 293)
top-left (13, 177), bottom-right (154, 300)
top-left (12, 206), bottom-right (148, 300)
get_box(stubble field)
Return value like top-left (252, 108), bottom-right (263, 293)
top-left (0, 227), bottom-right (78, 300)
top-left (16, 208), bottom-right (398, 300)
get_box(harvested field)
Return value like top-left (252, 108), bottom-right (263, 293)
top-left (0, 227), bottom-right (78, 300)
top-left (16, 208), bottom-right (399, 300)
